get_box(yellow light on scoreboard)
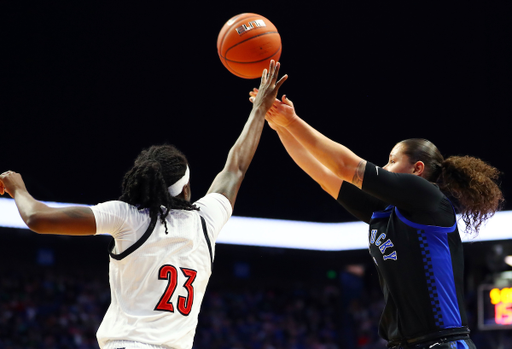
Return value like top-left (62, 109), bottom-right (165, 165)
top-left (488, 287), bottom-right (512, 325)
top-left (479, 285), bottom-right (512, 330)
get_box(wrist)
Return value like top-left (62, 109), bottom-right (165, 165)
top-left (253, 103), bottom-right (270, 114)
top-left (11, 186), bottom-right (29, 199)
top-left (283, 113), bottom-right (300, 128)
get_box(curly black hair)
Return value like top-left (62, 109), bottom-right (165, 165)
top-left (400, 138), bottom-right (504, 236)
top-left (119, 144), bottom-right (198, 232)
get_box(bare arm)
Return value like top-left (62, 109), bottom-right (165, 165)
top-left (286, 117), bottom-right (366, 188)
top-left (0, 171), bottom-right (96, 235)
top-left (208, 61), bottom-right (288, 209)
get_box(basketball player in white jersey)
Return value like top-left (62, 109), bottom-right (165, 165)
top-left (0, 61), bottom-right (287, 349)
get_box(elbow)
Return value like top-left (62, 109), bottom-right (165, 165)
top-left (25, 215), bottom-right (50, 234)
top-left (226, 150), bottom-right (249, 178)
top-left (229, 166), bottom-right (246, 185)
top-left (334, 159), bottom-right (364, 183)
top-left (318, 181), bottom-right (329, 193)
top-left (333, 166), bottom-right (351, 182)
top-left (236, 163), bottom-right (248, 179)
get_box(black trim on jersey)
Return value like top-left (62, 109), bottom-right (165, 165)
top-left (108, 214), bottom-right (158, 260)
top-left (200, 215), bottom-right (213, 270)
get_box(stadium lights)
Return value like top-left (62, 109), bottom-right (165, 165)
top-left (1, 198), bottom-right (512, 251)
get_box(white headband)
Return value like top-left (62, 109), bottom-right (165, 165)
top-left (168, 166), bottom-right (190, 197)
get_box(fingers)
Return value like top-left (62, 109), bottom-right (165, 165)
top-left (260, 68), bottom-right (268, 84)
top-left (274, 74), bottom-right (288, 93)
top-left (267, 61), bottom-right (280, 89)
top-left (0, 170), bottom-right (14, 196)
top-left (269, 60), bottom-right (276, 78)
top-left (269, 61), bottom-right (278, 84)
top-left (260, 60), bottom-right (277, 86)
top-left (268, 61), bottom-right (287, 94)
top-left (253, 61), bottom-right (287, 112)
top-left (256, 60), bottom-right (285, 91)
top-left (282, 94), bottom-right (293, 107)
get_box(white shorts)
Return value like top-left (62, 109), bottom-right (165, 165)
top-left (103, 340), bottom-right (172, 349)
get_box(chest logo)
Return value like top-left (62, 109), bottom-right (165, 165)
top-left (370, 229), bottom-right (397, 261)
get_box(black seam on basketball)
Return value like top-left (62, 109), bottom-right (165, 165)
top-left (219, 31), bottom-right (280, 59)
top-left (223, 46), bottom-right (281, 78)
top-left (223, 45), bottom-right (282, 64)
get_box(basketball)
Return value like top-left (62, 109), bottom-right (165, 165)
top-left (217, 13), bottom-right (282, 79)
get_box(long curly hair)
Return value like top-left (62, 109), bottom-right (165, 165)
top-left (119, 144), bottom-right (198, 231)
top-left (399, 138), bottom-right (504, 236)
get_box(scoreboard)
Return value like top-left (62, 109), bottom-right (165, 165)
top-left (478, 284), bottom-right (512, 330)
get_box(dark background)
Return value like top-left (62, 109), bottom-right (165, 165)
top-left (2, 2), bottom-right (511, 223)
top-left (2, 3), bottom-right (512, 348)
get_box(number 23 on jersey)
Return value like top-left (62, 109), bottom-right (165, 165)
top-left (154, 264), bottom-right (197, 316)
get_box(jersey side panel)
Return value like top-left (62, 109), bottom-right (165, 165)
top-left (449, 230), bottom-right (468, 326)
top-left (420, 228), bottom-right (462, 328)
top-left (369, 207), bottom-right (468, 343)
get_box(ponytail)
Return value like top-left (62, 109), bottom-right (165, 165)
top-left (437, 156), bottom-right (504, 236)
top-left (399, 139), bottom-right (504, 236)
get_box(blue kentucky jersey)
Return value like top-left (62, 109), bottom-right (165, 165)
top-left (368, 205), bottom-right (468, 343)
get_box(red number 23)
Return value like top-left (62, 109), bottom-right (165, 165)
top-left (154, 264), bottom-right (197, 316)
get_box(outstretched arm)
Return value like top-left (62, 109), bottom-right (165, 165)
top-left (265, 96), bottom-right (367, 188)
top-left (208, 61), bottom-right (288, 209)
top-left (0, 171), bottom-right (96, 235)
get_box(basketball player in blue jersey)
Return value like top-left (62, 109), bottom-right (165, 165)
top-left (248, 91), bottom-right (503, 348)
top-left (0, 61), bottom-right (287, 349)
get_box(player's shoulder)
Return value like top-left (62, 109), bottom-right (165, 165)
top-left (194, 193), bottom-right (232, 213)
top-left (91, 200), bottom-right (146, 217)
top-left (193, 193), bottom-right (232, 236)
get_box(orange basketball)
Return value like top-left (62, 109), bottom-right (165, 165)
top-left (217, 13), bottom-right (282, 79)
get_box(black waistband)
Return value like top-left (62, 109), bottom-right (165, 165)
top-left (388, 327), bottom-right (470, 348)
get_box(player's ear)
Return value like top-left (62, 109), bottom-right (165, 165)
top-left (412, 161), bottom-right (425, 177)
top-left (182, 183), bottom-right (191, 202)
top-left (176, 182), bottom-right (191, 202)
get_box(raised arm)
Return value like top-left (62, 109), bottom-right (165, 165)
top-left (0, 171), bottom-right (96, 235)
top-left (207, 61), bottom-right (287, 208)
top-left (265, 96), bottom-right (367, 188)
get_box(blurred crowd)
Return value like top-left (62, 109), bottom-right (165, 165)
top-left (0, 265), bottom-right (509, 349)
top-left (0, 267), bottom-right (108, 348)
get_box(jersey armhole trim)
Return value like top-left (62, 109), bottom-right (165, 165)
top-left (200, 215), bottom-right (213, 270)
top-left (108, 214), bottom-right (158, 260)
top-left (371, 205), bottom-right (394, 219)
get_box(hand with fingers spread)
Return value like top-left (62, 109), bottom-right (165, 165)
top-left (248, 60), bottom-right (288, 115)
top-left (249, 88), bottom-right (298, 128)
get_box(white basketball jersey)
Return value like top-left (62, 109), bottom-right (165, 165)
top-left (91, 194), bottom-right (232, 349)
